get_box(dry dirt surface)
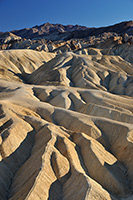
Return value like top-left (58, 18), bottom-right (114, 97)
top-left (0, 36), bottom-right (133, 200)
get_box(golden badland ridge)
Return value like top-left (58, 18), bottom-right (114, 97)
top-left (0, 21), bottom-right (133, 200)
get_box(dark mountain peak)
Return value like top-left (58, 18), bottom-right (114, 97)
top-left (3, 20), bottom-right (133, 41)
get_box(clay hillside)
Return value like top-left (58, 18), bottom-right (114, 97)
top-left (0, 20), bottom-right (133, 200)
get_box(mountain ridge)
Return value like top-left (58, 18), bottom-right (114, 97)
top-left (9, 20), bottom-right (133, 40)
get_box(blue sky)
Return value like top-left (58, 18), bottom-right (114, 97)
top-left (0, 0), bottom-right (133, 32)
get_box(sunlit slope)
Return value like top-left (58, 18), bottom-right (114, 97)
top-left (0, 43), bottom-right (132, 200)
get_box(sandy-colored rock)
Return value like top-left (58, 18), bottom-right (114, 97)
top-left (0, 31), bottom-right (132, 200)
top-left (0, 49), bottom-right (55, 82)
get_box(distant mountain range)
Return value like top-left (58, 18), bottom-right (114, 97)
top-left (0, 20), bottom-right (132, 52)
top-left (9, 20), bottom-right (133, 40)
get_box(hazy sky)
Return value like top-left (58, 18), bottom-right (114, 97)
top-left (0, 0), bottom-right (133, 31)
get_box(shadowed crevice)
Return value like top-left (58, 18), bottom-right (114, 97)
top-left (48, 151), bottom-right (71, 200)
top-left (0, 128), bottom-right (36, 200)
